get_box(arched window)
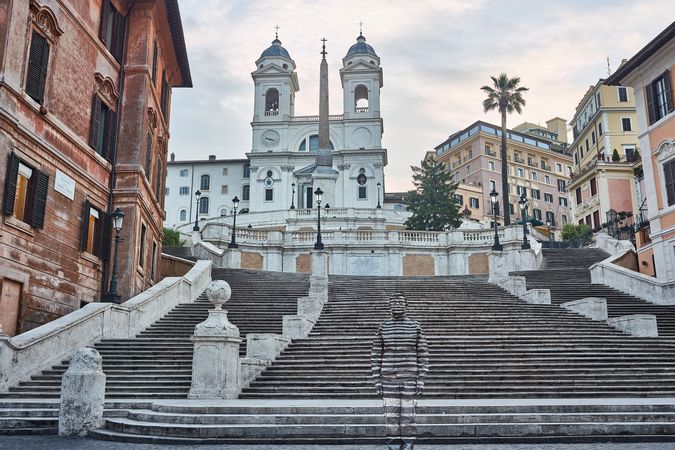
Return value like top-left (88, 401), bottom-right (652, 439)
top-left (199, 196), bottom-right (209, 214)
top-left (354, 84), bottom-right (368, 112)
top-left (200, 174), bottom-right (210, 191)
top-left (179, 209), bottom-right (187, 221)
top-left (265, 88), bottom-right (279, 116)
top-left (243, 164), bottom-right (250, 178)
top-left (220, 208), bottom-right (228, 216)
top-left (298, 134), bottom-right (334, 152)
top-left (242, 184), bottom-right (250, 201)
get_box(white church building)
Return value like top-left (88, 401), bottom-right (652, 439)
top-left (165, 33), bottom-right (389, 228)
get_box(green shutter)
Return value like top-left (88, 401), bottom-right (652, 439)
top-left (80, 199), bottom-right (91, 251)
top-left (104, 107), bottom-right (117, 163)
top-left (646, 83), bottom-right (657, 125)
top-left (664, 69), bottom-right (674, 114)
top-left (3, 153), bottom-right (20, 215)
top-left (89, 95), bottom-right (102, 150)
top-left (99, 210), bottom-right (112, 260)
top-left (26, 32), bottom-right (49, 104)
top-left (30, 169), bottom-right (49, 229)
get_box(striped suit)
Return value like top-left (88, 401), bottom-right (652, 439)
top-left (371, 294), bottom-right (429, 450)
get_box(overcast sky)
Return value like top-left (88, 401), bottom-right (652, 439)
top-left (169, 0), bottom-right (672, 192)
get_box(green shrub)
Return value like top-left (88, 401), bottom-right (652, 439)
top-left (612, 149), bottom-right (620, 162)
top-left (163, 227), bottom-right (185, 246)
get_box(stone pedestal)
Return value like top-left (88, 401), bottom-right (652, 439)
top-left (298, 296), bottom-right (323, 321)
top-left (239, 357), bottom-right (269, 389)
top-left (58, 348), bottom-right (106, 436)
top-left (246, 333), bottom-right (290, 361)
top-left (562, 297), bottom-right (608, 321)
top-left (495, 276), bottom-right (527, 296)
top-left (283, 315), bottom-right (316, 340)
top-left (191, 230), bottom-right (202, 244)
top-left (224, 248), bottom-right (241, 269)
top-left (488, 251), bottom-right (509, 283)
top-left (310, 250), bottom-right (329, 303)
top-left (188, 280), bottom-right (242, 399)
top-left (607, 314), bottom-right (658, 337)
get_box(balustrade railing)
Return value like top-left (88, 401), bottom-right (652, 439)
top-left (355, 107), bottom-right (369, 113)
top-left (264, 110), bottom-right (279, 116)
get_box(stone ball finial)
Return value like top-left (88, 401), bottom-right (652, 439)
top-left (68, 347), bottom-right (103, 374)
top-left (205, 280), bottom-right (232, 309)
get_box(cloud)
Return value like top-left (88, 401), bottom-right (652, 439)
top-left (169, 0), bottom-right (673, 191)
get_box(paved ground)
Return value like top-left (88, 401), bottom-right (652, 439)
top-left (2, 437), bottom-right (675, 450)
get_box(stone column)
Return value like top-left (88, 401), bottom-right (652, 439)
top-left (58, 348), bottom-right (106, 436)
top-left (188, 280), bottom-right (242, 399)
top-left (309, 250), bottom-right (329, 303)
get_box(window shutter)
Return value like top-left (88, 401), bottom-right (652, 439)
top-left (3, 153), bottom-right (20, 215)
top-left (30, 169), bottom-right (49, 229)
top-left (664, 69), bottom-right (674, 114)
top-left (104, 108), bottom-right (117, 163)
top-left (89, 95), bottom-right (102, 149)
top-left (112, 10), bottom-right (126, 62)
top-left (99, 0), bottom-right (111, 43)
top-left (98, 210), bottom-right (112, 260)
top-left (151, 41), bottom-right (158, 84)
top-left (26, 32), bottom-right (49, 104)
top-left (646, 83), bottom-right (657, 125)
top-left (80, 199), bottom-right (91, 251)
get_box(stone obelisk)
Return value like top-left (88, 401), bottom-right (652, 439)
top-left (313, 38), bottom-right (338, 206)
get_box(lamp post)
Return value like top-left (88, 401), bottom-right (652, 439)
top-left (490, 188), bottom-right (503, 251)
top-left (314, 187), bottom-right (324, 250)
top-left (519, 194), bottom-right (530, 250)
top-left (228, 196), bottom-right (239, 249)
top-left (290, 183), bottom-right (296, 209)
top-left (376, 182), bottom-right (382, 209)
top-left (103, 207), bottom-right (124, 304)
top-left (193, 190), bottom-right (201, 231)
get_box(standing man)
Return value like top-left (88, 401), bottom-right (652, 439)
top-left (371, 292), bottom-right (429, 450)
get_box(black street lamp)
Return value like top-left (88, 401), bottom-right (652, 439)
top-left (290, 182), bottom-right (296, 209)
top-left (546, 220), bottom-right (554, 245)
top-left (376, 182), bottom-right (382, 209)
top-left (519, 194), bottom-right (530, 250)
top-left (193, 190), bottom-right (201, 231)
top-left (314, 187), bottom-right (324, 250)
top-left (490, 188), bottom-right (503, 251)
top-left (103, 207), bottom-right (124, 304)
top-left (228, 196), bottom-right (240, 249)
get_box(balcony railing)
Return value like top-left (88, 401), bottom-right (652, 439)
top-left (485, 149), bottom-right (496, 157)
top-left (355, 107), bottom-right (369, 113)
top-left (514, 156), bottom-right (524, 163)
top-left (264, 110), bottom-right (279, 116)
top-left (528, 160), bottom-right (537, 167)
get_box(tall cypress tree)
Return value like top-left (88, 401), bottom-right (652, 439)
top-left (404, 158), bottom-right (462, 231)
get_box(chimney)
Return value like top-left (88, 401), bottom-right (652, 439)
top-left (170, 152), bottom-right (175, 162)
top-left (208, 155), bottom-right (216, 161)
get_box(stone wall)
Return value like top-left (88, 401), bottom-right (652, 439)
top-left (468, 253), bottom-right (489, 274)
top-left (296, 253), bottom-right (311, 273)
top-left (402, 254), bottom-right (434, 276)
top-left (241, 252), bottom-right (264, 270)
top-left (160, 254), bottom-right (195, 278)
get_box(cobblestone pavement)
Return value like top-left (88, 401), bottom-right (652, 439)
top-left (2, 437), bottom-right (675, 450)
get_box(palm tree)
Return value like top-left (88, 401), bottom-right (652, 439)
top-left (481, 74), bottom-right (528, 226)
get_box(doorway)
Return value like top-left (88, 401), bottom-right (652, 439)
top-left (0, 279), bottom-right (22, 336)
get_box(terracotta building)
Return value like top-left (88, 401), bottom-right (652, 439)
top-left (0, 0), bottom-right (191, 335)
top-left (434, 120), bottom-right (573, 237)
top-left (606, 22), bottom-right (675, 280)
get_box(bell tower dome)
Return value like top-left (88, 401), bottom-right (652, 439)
top-left (340, 32), bottom-right (383, 120)
top-left (252, 35), bottom-right (299, 122)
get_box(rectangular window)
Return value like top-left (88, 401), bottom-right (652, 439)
top-left (544, 193), bottom-right (553, 203)
top-left (590, 177), bottom-right (597, 196)
top-left (489, 180), bottom-right (496, 191)
top-left (557, 179), bottom-right (566, 193)
top-left (530, 171), bottom-right (537, 181)
top-left (145, 133), bottom-right (153, 181)
top-left (562, 214), bottom-right (568, 224)
top-left (88, 95), bottom-right (117, 162)
top-left (596, 92), bottom-right (601, 107)
top-left (25, 31), bottom-right (50, 104)
top-left (358, 186), bottom-right (367, 199)
top-left (470, 197), bottom-right (479, 208)
top-left (165, 187), bottom-right (169, 196)
top-left (242, 184), bottom-right (250, 201)
top-left (556, 163), bottom-right (562, 173)
top-left (139, 223), bottom-right (146, 268)
top-left (99, 0), bottom-right (125, 62)
top-left (598, 122), bottom-right (603, 136)
top-left (531, 189), bottom-right (540, 200)
top-left (546, 211), bottom-right (555, 225)
top-left (593, 210), bottom-right (600, 229)
top-left (517, 168), bottom-right (524, 178)
top-left (454, 194), bottom-right (463, 205)
top-left (160, 69), bottom-right (169, 119)
top-left (154, 159), bottom-right (162, 199)
top-left (646, 70), bottom-right (674, 124)
top-left (488, 161), bottom-right (495, 171)
top-left (179, 186), bottom-right (189, 195)
top-left (180, 169), bottom-right (188, 177)
top-left (243, 165), bottom-right (250, 178)
top-left (151, 40), bottom-right (158, 85)
top-left (517, 186), bottom-right (527, 197)
top-left (574, 152), bottom-right (579, 165)
top-left (198, 197), bottom-right (209, 214)
top-left (665, 159), bottom-right (675, 206)
top-left (591, 131), bottom-right (596, 145)
top-left (151, 241), bottom-right (157, 281)
top-left (2, 154), bottom-right (49, 229)
top-left (576, 187), bottom-right (582, 205)
top-left (80, 200), bottom-right (111, 259)
top-left (265, 188), bottom-right (273, 201)
top-left (621, 117), bottom-right (632, 131)
top-left (618, 87), bottom-right (628, 102)
top-left (221, 185), bottom-right (228, 194)
top-left (533, 208), bottom-right (542, 220)
top-left (559, 197), bottom-right (568, 207)
top-left (222, 168), bottom-right (228, 176)
top-left (585, 139), bottom-right (589, 153)
top-left (544, 175), bottom-right (550, 184)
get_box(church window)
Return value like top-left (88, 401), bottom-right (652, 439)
top-left (358, 186), bottom-right (367, 199)
top-left (265, 88), bottom-right (279, 115)
top-left (179, 186), bottom-right (189, 195)
top-left (179, 209), bottom-right (187, 221)
top-left (242, 184), bottom-right (250, 201)
top-left (354, 84), bottom-right (368, 112)
top-left (357, 168), bottom-right (367, 186)
top-left (220, 208), bottom-right (227, 216)
top-left (243, 164), bottom-right (250, 178)
top-left (199, 196), bottom-right (209, 214)
top-left (298, 134), bottom-right (334, 152)
top-left (265, 189), bottom-right (273, 201)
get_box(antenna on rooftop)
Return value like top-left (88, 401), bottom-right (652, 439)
top-left (606, 57), bottom-right (611, 76)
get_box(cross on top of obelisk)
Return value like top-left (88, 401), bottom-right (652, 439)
top-left (321, 37), bottom-right (327, 59)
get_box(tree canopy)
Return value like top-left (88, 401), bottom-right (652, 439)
top-left (404, 158), bottom-right (462, 231)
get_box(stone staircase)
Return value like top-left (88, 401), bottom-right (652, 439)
top-left (513, 248), bottom-right (675, 337)
top-left (0, 269), bottom-right (308, 433)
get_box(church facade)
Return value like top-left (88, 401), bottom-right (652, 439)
top-left (247, 34), bottom-right (387, 212)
